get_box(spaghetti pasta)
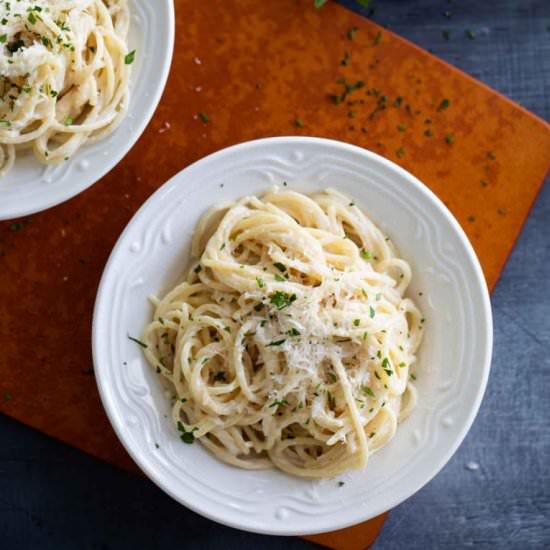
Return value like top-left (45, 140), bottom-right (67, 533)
top-left (142, 188), bottom-right (424, 478)
top-left (0, 0), bottom-right (131, 176)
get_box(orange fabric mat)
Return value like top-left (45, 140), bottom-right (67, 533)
top-left (1, 2), bottom-right (549, 549)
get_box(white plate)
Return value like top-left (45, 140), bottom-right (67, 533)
top-left (0, 0), bottom-right (175, 221)
top-left (92, 137), bottom-right (493, 535)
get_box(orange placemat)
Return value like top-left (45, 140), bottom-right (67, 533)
top-left (1, 2), bottom-right (549, 549)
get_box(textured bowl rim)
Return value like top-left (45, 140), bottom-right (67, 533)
top-left (92, 136), bottom-right (493, 536)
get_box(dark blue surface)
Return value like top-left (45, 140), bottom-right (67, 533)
top-left (2, 1), bottom-right (549, 548)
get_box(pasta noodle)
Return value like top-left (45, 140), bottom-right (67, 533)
top-left (142, 188), bottom-right (424, 478)
top-left (0, 0), bottom-right (131, 176)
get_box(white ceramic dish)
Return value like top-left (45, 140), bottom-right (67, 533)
top-left (92, 137), bottom-right (493, 535)
top-left (0, 0), bottom-right (175, 221)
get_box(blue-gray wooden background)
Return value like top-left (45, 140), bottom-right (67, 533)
top-left (1, 1), bottom-right (549, 548)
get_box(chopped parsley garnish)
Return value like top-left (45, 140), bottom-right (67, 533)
top-left (194, 264), bottom-right (202, 274)
top-left (347, 27), bottom-right (358, 40)
top-left (177, 421), bottom-right (197, 444)
top-left (361, 386), bottom-right (375, 398)
top-left (267, 339), bottom-right (286, 347)
top-left (353, 319), bottom-right (360, 327)
top-left (437, 98), bottom-right (451, 111)
top-left (369, 306), bottom-right (375, 318)
top-left (198, 112), bottom-right (209, 123)
top-left (64, 116), bottom-right (73, 126)
top-left (124, 50), bottom-right (136, 65)
top-left (294, 117), bottom-right (304, 128)
top-left (330, 77), bottom-right (365, 105)
top-left (275, 274), bottom-right (285, 282)
top-left (338, 481), bottom-right (345, 487)
top-left (445, 134), bottom-right (455, 144)
top-left (128, 335), bottom-right (147, 348)
top-left (361, 249), bottom-right (372, 260)
top-left (270, 291), bottom-right (297, 310)
top-left (274, 262), bottom-right (287, 272)
top-left (181, 432), bottom-right (195, 444)
top-left (286, 328), bottom-right (301, 337)
top-left (256, 277), bottom-right (266, 289)
top-left (381, 358), bottom-right (393, 376)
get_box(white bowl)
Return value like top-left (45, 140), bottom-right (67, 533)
top-left (92, 137), bottom-right (493, 535)
top-left (0, 0), bottom-right (175, 221)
